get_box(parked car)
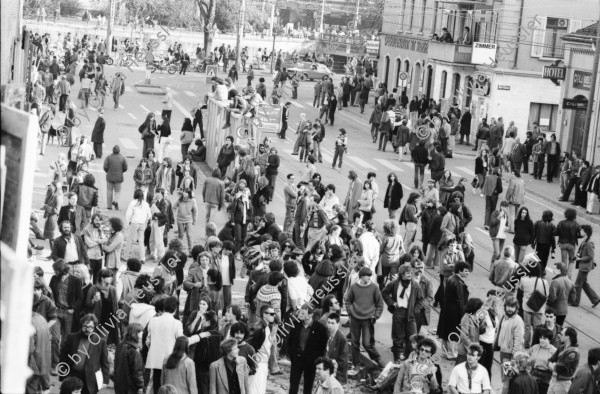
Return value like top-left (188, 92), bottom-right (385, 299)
top-left (288, 62), bottom-right (334, 81)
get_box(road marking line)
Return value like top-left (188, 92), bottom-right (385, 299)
top-left (476, 227), bottom-right (488, 235)
top-left (118, 137), bottom-right (138, 150)
top-left (140, 104), bottom-right (151, 113)
top-left (128, 113), bottom-right (137, 120)
top-left (346, 155), bottom-right (377, 169)
top-left (154, 111), bottom-right (161, 116)
top-left (290, 101), bottom-right (305, 109)
top-left (374, 159), bottom-right (405, 172)
top-left (119, 104), bottom-right (124, 109)
top-left (172, 97), bottom-right (191, 117)
top-left (455, 166), bottom-right (472, 176)
top-left (185, 91), bottom-right (198, 98)
top-left (170, 90), bottom-right (178, 96)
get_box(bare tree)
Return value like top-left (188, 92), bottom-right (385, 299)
top-left (194, 0), bottom-right (217, 52)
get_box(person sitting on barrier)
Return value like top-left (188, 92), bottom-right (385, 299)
top-left (222, 90), bottom-right (248, 130)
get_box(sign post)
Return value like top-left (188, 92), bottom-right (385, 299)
top-left (397, 71), bottom-right (408, 87)
top-left (542, 60), bottom-right (566, 86)
top-left (205, 65), bottom-right (219, 84)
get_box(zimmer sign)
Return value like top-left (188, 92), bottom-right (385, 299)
top-left (384, 35), bottom-right (429, 54)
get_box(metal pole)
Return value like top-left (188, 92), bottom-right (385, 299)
top-left (319, 0), bottom-right (325, 37)
top-left (269, 3), bottom-right (275, 38)
top-left (235, 0), bottom-right (246, 72)
top-left (583, 19), bottom-right (600, 161)
top-left (270, 33), bottom-right (276, 74)
top-left (355, 0), bottom-right (360, 29)
top-left (106, 0), bottom-right (115, 54)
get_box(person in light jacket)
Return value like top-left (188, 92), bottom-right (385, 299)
top-left (457, 298), bottom-right (483, 365)
top-left (161, 336), bottom-right (197, 394)
top-left (202, 168), bottom-right (225, 224)
top-left (208, 337), bottom-right (251, 394)
top-left (494, 295), bottom-right (525, 394)
top-left (505, 169), bottom-right (526, 233)
top-left (547, 262), bottom-right (576, 326)
top-left (125, 189), bottom-right (152, 263)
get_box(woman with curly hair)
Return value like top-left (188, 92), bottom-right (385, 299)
top-left (438, 170), bottom-right (455, 207)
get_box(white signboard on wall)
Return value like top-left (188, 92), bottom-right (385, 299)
top-left (472, 42), bottom-right (498, 66)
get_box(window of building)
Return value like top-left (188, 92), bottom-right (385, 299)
top-left (408, 0), bottom-right (416, 31)
top-left (419, 0), bottom-right (427, 32)
top-left (543, 17), bottom-right (568, 58)
top-left (528, 103), bottom-right (558, 132)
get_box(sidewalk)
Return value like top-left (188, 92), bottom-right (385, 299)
top-left (452, 142), bottom-right (600, 226)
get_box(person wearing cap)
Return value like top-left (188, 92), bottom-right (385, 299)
top-left (332, 129), bottom-right (347, 169)
top-left (344, 267), bottom-right (385, 370)
top-left (90, 109), bottom-right (105, 158)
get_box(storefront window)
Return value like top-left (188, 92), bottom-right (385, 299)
top-left (528, 103), bottom-right (558, 131)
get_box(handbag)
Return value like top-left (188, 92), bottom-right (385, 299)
top-left (526, 277), bottom-right (547, 312)
top-left (471, 177), bottom-right (478, 188)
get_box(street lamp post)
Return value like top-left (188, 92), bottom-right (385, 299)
top-left (583, 13), bottom-right (600, 162)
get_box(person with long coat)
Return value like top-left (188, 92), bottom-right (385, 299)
top-left (139, 113), bottom-right (158, 158)
top-left (383, 172), bottom-right (404, 219)
top-left (437, 261), bottom-right (470, 360)
top-left (459, 110), bottom-right (472, 145)
top-left (91, 110), bottom-right (106, 158)
top-left (343, 170), bottom-right (363, 219)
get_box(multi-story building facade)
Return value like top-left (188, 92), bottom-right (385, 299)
top-left (378, 0), bottom-right (598, 146)
top-left (559, 22), bottom-right (599, 163)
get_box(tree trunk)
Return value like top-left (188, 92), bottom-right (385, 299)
top-left (204, 27), bottom-right (214, 54)
top-left (196, 0), bottom-right (216, 54)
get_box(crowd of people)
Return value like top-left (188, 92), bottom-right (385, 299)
top-left (24, 26), bottom-right (600, 394)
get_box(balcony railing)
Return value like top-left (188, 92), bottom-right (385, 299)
top-left (428, 41), bottom-right (473, 64)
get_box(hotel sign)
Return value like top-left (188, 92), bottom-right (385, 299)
top-left (384, 35), bottom-right (429, 54)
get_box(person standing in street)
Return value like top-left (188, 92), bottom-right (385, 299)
top-left (59, 314), bottom-right (110, 394)
top-left (438, 261), bottom-right (470, 361)
top-left (547, 327), bottom-right (580, 394)
top-left (81, 213), bottom-right (107, 283)
top-left (483, 168), bottom-right (503, 229)
top-left (278, 102), bottom-right (290, 139)
top-left (287, 304), bottom-right (329, 394)
top-left (103, 145), bottom-right (128, 211)
top-left (51, 220), bottom-right (90, 265)
top-left (344, 267), bottom-right (386, 371)
top-left (412, 140), bottom-right (430, 189)
top-left (494, 295), bottom-right (525, 394)
top-left (547, 134), bottom-right (561, 183)
top-left (343, 170), bottom-right (362, 220)
top-left (90, 109), bottom-right (105, 158)
top-left (568, 347), bottom-right (600, 394)
top-left (283, 174), bottom-right (298, 235)
top-left (381, 264), bottom-right (424, 362)
top-left (216, 136), bottom-right (235, 179)
top-left (266, 147), bottom-right (280, 200)
top-left (571, 225), bottom-right (600, 308)
top-left (555, 208), bottom-right (581, 278)
top-left (209, 338), bottom-right (250, 394)
top-left (505, 169), bottom-right (526, 233)
top-left (125, 189), bottom-right (152, 263)
top-left (110, 72), bottom-right (125, 111)
top-left (202, 168), bottom-right (225, 224)
top-left (332, 128), bottom-right (347, 170)
top-left (313, 357), bottom-right (344, 394)
top-left (324, 313), bottom-right (348, 384)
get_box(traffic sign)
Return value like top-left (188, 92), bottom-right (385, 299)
top-left (205, 65), bottom-right (219, 84)
top-left (398, 71), bottom-right (408, 87)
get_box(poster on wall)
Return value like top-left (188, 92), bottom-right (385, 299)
top-left (573, 70), bottom-right (592, 91)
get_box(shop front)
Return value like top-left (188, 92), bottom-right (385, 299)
top-left (558, 23), bottom-right (599, 162)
